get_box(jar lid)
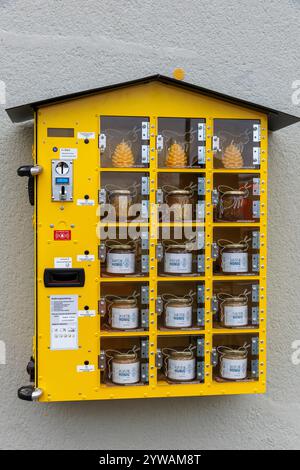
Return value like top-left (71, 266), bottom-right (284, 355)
top-left (167, 244), bottom-right (188, 251)
top-left (113, 352), bottom-right (137, 361)
top-left (109, 189), bottom-right (132, 196)
top-left (223, 350), bottom-right (247, 359)
top-left (223, 296), bottom-right (247, 303)
top-left (170, 351), bottom-right (194, 359)
top-left (168, 189), bottom-right (192, 196)
top-left (223, 243), bottom-right (246, 250)
top-left (168, 298), bottom-right (191, 306)
top-left (112, 298), bottom-right (137, 306)
top-left (221, 190), bottom-right (246, 196)
top-left (109, 244), bottom-right (133, 251)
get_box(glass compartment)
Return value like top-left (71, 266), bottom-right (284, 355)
top-left (157, 118), bottom-right (206, 168)
top-left (157, 227), bottom-right (205, 277)
top-left (100, 172), bottom-right (149, 222)
top-left (213, 334), bottom-right (259, 382)
top-left (158, 173), bottom-right (205, 223)
top-left (213, 119), bottom-right (261, 169)
top-left (157, 335), bottom-right (205, 384)
top-left (100, 337), bottom-right (149, 386)
top-left (213, 174), bottom-right (260, 222)
top-left (157, 281), bottom-right (205, 330)
top-left (100, 282), bottom-right (149, 331)
top-left (213, 227), bottom-right (260, 276)
top-left (213, 281), bottom-right (259, 329)
top-left (100, 228), bottom-right (149, 278)
top-left (100, 116), bottom-right (150, 168)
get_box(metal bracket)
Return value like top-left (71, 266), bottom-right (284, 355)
top-left (211, 243), bottom-right (219, 260)
top-left (141, 309), bottom-right (149, 328)
top-left (212, 135), bottom-right (220, 151)
top-left (98, 350), bottom-right (106, 370)
top-left (198, 146), bottom-right (206, 165)
top-left (196, 201), bottom-right (205, 221)
top-left (252, 306), bottom-right (259, 325)
top-left (211, 348), bottom-right (218, 367)
top-left (156, 189), bottom-right (163, 204)
top-left (156, 349), bottom-right (163, 368)
top-left (197, 308), bottom-right (205, 327)
top-left (251, 337), bottom-right (259, 356)
top-left (198, 177), bottom-right (205, 196)
top-left (197, 284), bottom-right (205, 304)
top-left (252, 200), bottom-right (260, 218)
top-left (156, 296), bottom-right (163, 315)
top-left (156, 243), bottom-right (164, 261)
top-left (197, 361), bottom-right (205, 381)
top-left (141, 176), bottom-right (150, 195)
top-left (211, 295), bottom-right (218, 314)
top-left (141, 145), bottom-right (150, 164)
top-left (157, 135), bottom-right (163, 151)
top-left (198, 122), bottom-right (206, 141)
top-left (253, 123), bottom-right (261, 142)
top-left (141, 338), bottom-right (149, 358)
top-left (253, 147), bottom-right (261, 165)
top-left (98, 188), bottom-right (106, 204)
top-left (252, 284), bottom-right (259, 302)
top-left (141, 255), bottom-right (149, 273)
top-left (141, 200), bottom-right (149, 219)
top-left (99, 243), bottom-right (106, 262)
top-left (99, 134), bottom-right (106, 152)
top-left (197, 254), bottom-right (205, 273)
top-left (141, 285), bottom-right (149, 304)
top-left (251, 359), bottom-right (259, 378)
top-left (196, 337), bottom-right (205, 357)
top-left (99, 298), bottom-right (106, 316)
top-left (141, 230), bottom-right (149, 250)
top-left (142, 121), bottom-right (150, 140)
top-left (212, 189), bottom-right (219, 206)
top-left (252, 254), bottom-right (260, 272)
top-left (141, 363), bottom-right (149, 383)
top-left (252, 231), bottom-right (260, 249)
top-left (253, 177), bottom-right (260, 196)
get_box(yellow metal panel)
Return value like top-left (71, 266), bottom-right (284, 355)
top-left (35, 81), bottom-right (267, 401)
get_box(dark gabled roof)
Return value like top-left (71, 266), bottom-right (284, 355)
top-left (5, 74), bottom-right (300, 131)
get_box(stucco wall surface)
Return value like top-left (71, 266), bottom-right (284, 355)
top-left (0, 0), bottom-right (300, 450)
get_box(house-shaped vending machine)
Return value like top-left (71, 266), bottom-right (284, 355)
top-left (7, 74), bottom-right (300, 402)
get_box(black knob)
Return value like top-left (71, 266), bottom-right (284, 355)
top-left (17, 165), bottom-right (34, 177)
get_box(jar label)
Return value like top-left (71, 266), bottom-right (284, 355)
top-left (220, 357), bottom-right (247, 380)
top-left (112, 361), bottom-right (140, 384)
top-left (165, 305), bottom-right (192, 328)
top-left (168, 357), bottom-right (195, 381)
top-left (111, 307), bottom-right (139, 329)
top-left (164, 253), bottom-right (192, 274)
top-left (107, 253), bottom-right (135, 274)
top-left (223, 304), bottom-right (248, 326)
top-left (221, 252), bottom-right (248, 273)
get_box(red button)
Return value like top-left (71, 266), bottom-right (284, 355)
top-left (54, 230), bottom-right (71, 241)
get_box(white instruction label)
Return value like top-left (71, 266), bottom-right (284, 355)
top-left (77, 364), bottom-right (95, 372)
top-left (77, 199), bottom-right (95, 206)
top-left (77, 132), bottom-right (95, 140)
top-left (78, 310), bottom-right (96, 317)
top-left (54, 257), bottom-right (72, 268)
top-left (60, 148), bottom-right (78, 159)
top-left (50, 295), bottom-right (78, 350)
top-left (77, 254), bottom-right (95, 262)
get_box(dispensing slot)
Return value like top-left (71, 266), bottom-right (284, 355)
top-left (44, 268), bottom-right (85, 287)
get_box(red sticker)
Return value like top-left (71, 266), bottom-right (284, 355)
top-left (54, 230), bottom-right (71, 241)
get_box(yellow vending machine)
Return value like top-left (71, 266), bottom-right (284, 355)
top-left (7, 74), bottom-right (300, 402)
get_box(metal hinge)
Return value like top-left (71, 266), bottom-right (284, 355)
top-left (212, 135), bottom-right (220, 151)
top-left (99, 134), bottom-right (106, 152)
top-left (197, 308), bottom-right (205, 327)
top-left (197, 284), bottom-right (205, 304)
top-left (198, 177), bottom-right (205, 196)
top-left (141, 229), bottom-right (149, 250)
top-left (142, 145), bottom-right (150, 164)
top-left (196, 201), bottom-right (205, 221)
top-left (141, 338), bottom-right (149, 359)
top-left (252, 254), bottom-right (260, 272)
top-left (156, 189), bottom-right (163, 204)
top-left (141, 176), bottom-right (150, 195)
top-left (253, 123), bottom-right (261, 142)
top-left (252, 284), bottom-right (259, 302)
top-left (253, 177), bottom-right (260, 196)
top-left (198, 122), bottom-right (206, 141)
top-left (197, 361), bottom-right (205, 381)
top-left (141, 255), bottom-right (149, 273)
top-left (98, 188), bottom-right (106, 204)
top-left (141, 309), bottom-right (149, 328)
top-left (253, 147), bottom-right (261, 165)
top-left (156, 296), bottom-right (163, 315)
top-left (198, 146), bottom-right (206, 164)
top-left (252, 200), bottom-right (260, 218)
top-left (252, 231), bottom-right (260, 249)
top-left (98, 243), bottom-right (106, 261)
top-left (141, 363), bottom-right (149, 383)
top-left (196, 337), bottom-right (205, 357)
top-left (251, 337), bottom-right (259, 356)
top-left (211, 348), bottom-right (218, 366)
top-left (141, 285), bottom-right (149, 304)
top-left (98, 350), bottom-right (106, 370)
top-left (212, 189), bottom-right (219, 206)
top-left (142, 121), bottom-right (150, 140)
top-left (211, 295), bottom-right (218, 313)
top-left (156, 349), bottom-right (163, 368)
top-left (156, 135), bottom-right (163, 151)
top-left (197, 254), bottom-right (205, 273)
top-left (211, 242), bottom-right (219, 260)
top-left (99, 298), bottom-right (106, 316)
top-left (156, 243), bottom-right (164, 261)
top-left (251, 359), bottom-right (259, 378)
top-left (141, 200), bottom-right (149, 219)
top-left (252, 306), bottom-right (259, 325)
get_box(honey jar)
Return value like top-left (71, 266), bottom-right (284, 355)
top-left (162, 292), bottom-right (194, 328)
top-left (106, 184), bottom-right (138, 218)
top-left (111, 351), bottom-right (140, 385)
top-left (217, 185), bottom-right (249, 222)
top-left (106, 242), bottom-right (136, 274)
top-left (218, 345), bottom-right (249, 380)
top-left (218, 238), bottom-right (250, 274)
top-left (163, 348), bottom-right (196, 382)
top-left (164, 244), bottom-right (192, 274)
top-left (218, 292), bottom-right (249, 327)
top-left (109, 298), bottom-right (139, 330)
top-left (162, 184), bottom-right (196, 221)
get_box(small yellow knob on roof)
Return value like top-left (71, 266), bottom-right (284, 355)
top-left (172, 68), bottom-right (185, 81)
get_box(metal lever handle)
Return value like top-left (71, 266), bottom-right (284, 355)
top-left (17, 165), bottom-right (43, 205)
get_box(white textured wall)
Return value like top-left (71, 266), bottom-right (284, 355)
top-left (0, 0), bottom-right (300, 450)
